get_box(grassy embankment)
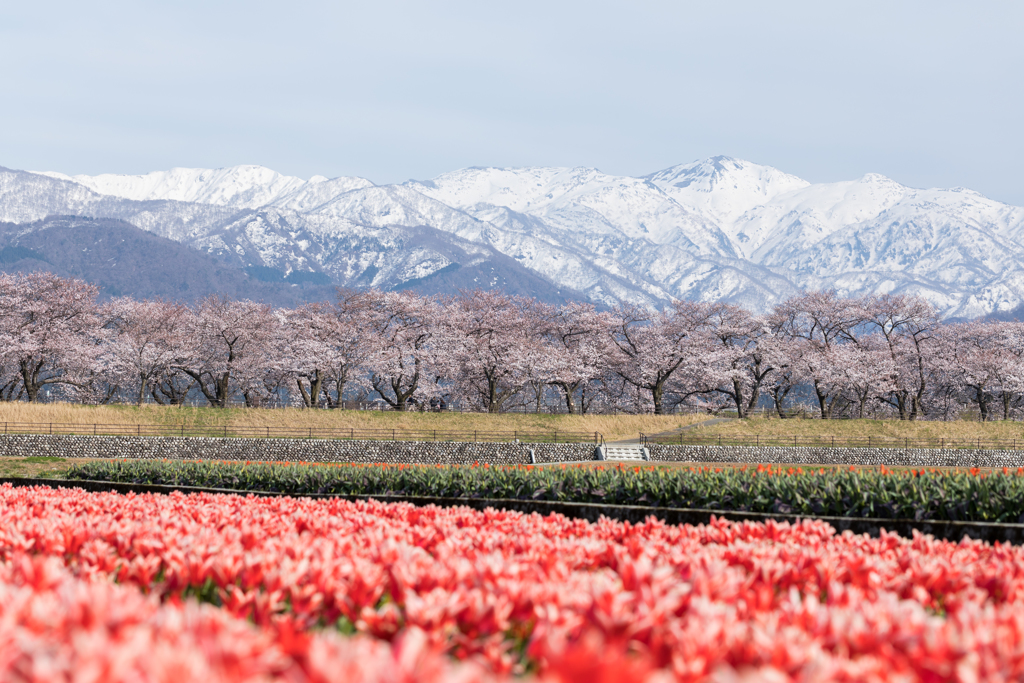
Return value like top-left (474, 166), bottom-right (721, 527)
top-left (0, 402), bottom-right (707, 443)
top-left (5, 403), bottom-right (1024, 443)
top-left (0, 456), bottom-right (82, 478)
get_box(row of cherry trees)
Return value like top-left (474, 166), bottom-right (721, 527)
top-left (2, 272), bottom-right (1023, 419)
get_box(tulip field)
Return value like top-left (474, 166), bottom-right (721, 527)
top-left (3, 482), bottom-right (1024, 681)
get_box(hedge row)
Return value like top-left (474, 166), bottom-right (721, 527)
top-left (60, 460), bottom-right (1024, 524)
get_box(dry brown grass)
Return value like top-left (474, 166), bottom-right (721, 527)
top-left (0, 403), bottom-right (709, 442)
top-left (9, 403), bottom-right (1023, 443)
top-left (692, 416), bottom-right (1024, 442)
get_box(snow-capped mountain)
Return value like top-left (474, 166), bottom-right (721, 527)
top-left (37, 165), bottom-right (374, 211)
top-left (2, 157), bottom-right (1024, 317)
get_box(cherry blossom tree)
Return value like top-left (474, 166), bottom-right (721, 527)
top-left (0, 362), bottom-right (21, 401)
top-left (284, 293), bottom-right (369, 408)
top-left (11, 271), bottom-right (1024, 422)
top-left (361, 289), bottom-right (443, 411)
top-left (177, 296), bottom-right (280, 408)
top-left (149, 369), bottom-right (196, 406)
top-left (771, 291), bottom-right (867, 419)
top-left (445, 291), bottom-right (548, 413)
top-left (104, 298), bottom-right (191, 405)
top-left (609, 301), bottom-right (717, 415)
top-left (829, 336), bottom-right (897, 418)
top-left (0, 272), bottom-right (103, 402)
top-left (864, 293), bottom-right (940, 420)
top-left (537, 301), bottom-right (613, 415)
top-left (760, 333), bottom-right (807, 418)
top-left (991, 322), bottom-right (1024, 420)
top-left (935, 321), bottom-right (1024, 421)
top-left (232, 324), bottom-right (290, 408)
top-left (931, 321), bottom-right (1004, 421)
top-left (702, 304), bottom-right (778, 418)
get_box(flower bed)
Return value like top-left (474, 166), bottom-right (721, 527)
top-left (0, 554), bottom-right (492, 683)
top-left (66, 458), bottom-right (1024, 522)
top-left (3, 483), bottom-right (1024, 680)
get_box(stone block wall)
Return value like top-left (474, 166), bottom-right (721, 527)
top-left (647, 444), bottom-right (1024, 468)
top-left (6, 433), bottom-right (1022, 468)
top-left (0, 434), bottom-right (596, 465)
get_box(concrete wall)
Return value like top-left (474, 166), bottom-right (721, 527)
top-left (0, 434), bottom-right (596, 466)
top-left (647, 444), bottom-right (1024, 468)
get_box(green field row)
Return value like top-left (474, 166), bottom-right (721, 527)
top-left (61, 459), bottom-right (1024, 524)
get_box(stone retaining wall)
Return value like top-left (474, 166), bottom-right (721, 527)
top-left (7, 433), bottom-right (1022, 468)
top-left (647, 444), bottom-right (1024, 468)
top-left (0, 434), bottom-right (596, 466)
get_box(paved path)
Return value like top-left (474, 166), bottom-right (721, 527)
top-left (641, 417), bottom-right (736, 441)
top-left (605, 416), bottom-right (736, 446)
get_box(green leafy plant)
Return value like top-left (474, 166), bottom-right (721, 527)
top-left (62, 460), bottom-right (1024, 523)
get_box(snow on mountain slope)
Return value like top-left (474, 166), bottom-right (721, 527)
top-left (0, 166), bottom-right (652, 306)
top-left (300, 185), bottom-right (669, 306)
top-left (411, 163), bottom-right (1024, 315)
top-left (765, 185), bottom-right (1024, 317)
top-left (407, 166), bottom-right (736, 257)
top-left (746, 181), bottom-right (1024, 277)
top-left (645, 156), bottom-right (810, 237)
top-left (408, 166), bottom-right (568, 212)
top-left (6, 158), bottom-right (1024, 318)
top-left (0, 166), bottom-right (239, 241)
top-left (739, 173), bottom-right (909, 262)
top-left (37, 165), bottom-right (374, 211)
top-left (37, 165), bottom-right (304, 208)
top-left (308, 185), bottom-right (492, 242)
top-left (269, 176), bottom-right (375, 212)
top-left (0, 167), bottom-right (106, 224)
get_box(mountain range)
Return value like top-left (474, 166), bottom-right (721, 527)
top-left (1, 156), bottom-right (1023, 317)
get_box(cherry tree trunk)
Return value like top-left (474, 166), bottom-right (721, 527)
top-left (652, 382), bottom-right (665, 415)
top-left (732, 378), bottom-right (747, 418)
top-left (296, 370), bottom-right (325, 408)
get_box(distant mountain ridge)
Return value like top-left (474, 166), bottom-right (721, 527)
top-left (3, 157), bottom-right (1024, 317)
top-left (0, 216), bottom-right (339, 305)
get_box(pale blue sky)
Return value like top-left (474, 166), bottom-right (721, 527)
top-left (2, 1), bottom-right (1022, 203)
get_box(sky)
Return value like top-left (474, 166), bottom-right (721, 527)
top-left (1, 1), bottom-right (1023, 204)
